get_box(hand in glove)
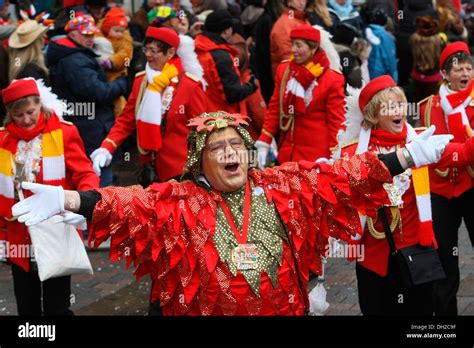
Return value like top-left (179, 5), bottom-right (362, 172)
top-left (12, 182), bottom-right (65, 226)
top-left (405, 125), bottom-right (453, 167)
top-left (255, 140), bottom-right (270, 170)
top-left (149, 63), bottom-right (179, 93)
top-left (62, 211), bottom-right (87, 230)
top-left (90, 147), bottom-right (112, 176)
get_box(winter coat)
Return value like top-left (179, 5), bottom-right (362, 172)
top-left (366, 24), bottom-right (398, 82)
top-left (46, 36), bottom-right (128, 156)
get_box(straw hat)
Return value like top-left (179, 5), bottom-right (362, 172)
top-left (8, 20), bottom-right (48, 49)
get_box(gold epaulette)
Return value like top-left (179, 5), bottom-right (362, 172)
top-left (340, 139), bottom-right (358, 149)
top-left (418, 95), bottom-right (434, 106)
top-left (185, 72), bottom-right (200, 82)
top-left (60, 120), bottom-right (74, 126)
top-left (135, 70), bottom-right (146, 78)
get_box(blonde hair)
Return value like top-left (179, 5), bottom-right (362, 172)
top-left (307, 0), bottom-right (333, 27)
top-left (409, 32), bottom-right (442, 73)
top-left (3, 95), bottom-right (52, 126)
top-left (362, 87), bottom-right (407, 129)
top-left (8, 37), bottom-right (49, 81)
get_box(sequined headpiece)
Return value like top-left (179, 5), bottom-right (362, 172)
top-left (182, 111), bottom-right (255, 181)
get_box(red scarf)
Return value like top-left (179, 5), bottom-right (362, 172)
top-left (284, 49), bottom-right (330, 116)
top-left (370, 123), bottom-right (407, 148)
top-left (6, 112), bottom-right (46, 142)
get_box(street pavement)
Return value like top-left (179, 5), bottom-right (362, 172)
top-left (0, 147), bottom-right (473, 315)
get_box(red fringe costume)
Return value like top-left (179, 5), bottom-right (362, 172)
top-left (88, 152), bottom-right (391, 315)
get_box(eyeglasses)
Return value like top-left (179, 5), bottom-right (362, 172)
top-left (142, 46), bottom-right (163, 55)
top-left (205, 138), bottom-right (246, 155)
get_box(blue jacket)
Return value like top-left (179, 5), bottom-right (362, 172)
top-left (367, 24), bottom-right (398, 83)
top-left (46, 36), bottom-right (127, 156)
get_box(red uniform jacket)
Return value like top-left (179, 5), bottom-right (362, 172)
top-left (101, 71), bottom-right (207, 181)
top-left (420, 94), bottom-right (474, 199)
top-left (342, 135), bottom-right (474, 276)
top-left (259, 62), bottom-right (345, 163)
top-left (194, 34), bottom-right (248, 114)
top-left (0, 120), bottom-right (99, 271)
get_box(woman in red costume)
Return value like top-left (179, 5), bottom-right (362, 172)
top-left (12, 111), bottom-right (451, 315)
top-left (334, 75), bottom-right (474, 315)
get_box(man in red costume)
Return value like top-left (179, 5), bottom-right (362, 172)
top-left (90, 26), bottom-right (207, 184)
top-left (11, 111), bottom-right (452, 315)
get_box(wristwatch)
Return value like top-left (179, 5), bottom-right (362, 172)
top-left (402, 148), bottom-right (415, 168)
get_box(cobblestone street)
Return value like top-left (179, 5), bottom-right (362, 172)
top-left (0, 222), bottom-right (472, 316)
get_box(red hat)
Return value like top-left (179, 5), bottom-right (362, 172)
top-left (439, 41), bottom-right (471, 70)
top-left (2, 79), bottom-right (40, 105)
top-left (145, 27), bottom-right (180, 49)
top-left (290, 25), bottom-right (321, 44)
top-left (101, 7), bottom-right (128, 36)
top-left (359, 75), bottom-right (397, 113)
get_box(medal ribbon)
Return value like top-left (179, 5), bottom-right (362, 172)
top-left (216, 181), bottom-right (251, 244)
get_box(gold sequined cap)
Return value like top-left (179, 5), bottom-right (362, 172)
top-left (182, 111), bottom-right (256, 181)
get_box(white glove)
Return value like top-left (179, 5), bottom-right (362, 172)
top-left (61, 211), bottom-right (87, 230)
top-left (315, 157), bottom-right (330, 164)
top-left (90, 147), bottom-right (112, 176)
top-left (255, 140), bottom-right (270, 170)
top-left (12, 182), bottom-right (65, 226)
top-left (405, 125), bottom-right (453, 167)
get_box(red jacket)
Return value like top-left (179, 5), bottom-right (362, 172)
top-left (341, 135), bottom-right (474, 276)
top-left (194, 34), bottom-right (251, 114)
top-left (0, 120), bottom-right (99, 271)
top-left (259, 62), bottom-right (345, 163)
top-left (420, 94), bottom-right (474, 199)
top-left (101, 70), bottom-right (207, 181)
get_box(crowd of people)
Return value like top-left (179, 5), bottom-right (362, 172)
top-left (0, 0), bottom-right (474, 317)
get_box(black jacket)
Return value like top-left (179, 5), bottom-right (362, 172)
top-left (46, 36), bottom-right (127, 156)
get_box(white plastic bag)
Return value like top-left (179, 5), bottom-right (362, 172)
top-left (28, 215), bottom-right (93, 281)
top-left (309, 283), bottom-right (330, 316)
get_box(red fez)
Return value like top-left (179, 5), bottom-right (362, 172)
top-left (290, 25), bottom-right (321, 44)
top-left (439, 41), bottom-right (471, 70)
top-left (145, 27), bottom-right (180, 49)
top-left (359, 75), bottom-right (397, 113)
top-left (2, 79), bottom-right (40, 105)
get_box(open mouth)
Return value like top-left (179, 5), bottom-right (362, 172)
top-left (393, 119), bottom-right (402, 125)
top-left (224, 163), bottom-right (239, 173)
top-left (460, 79), bottom-right (469, 87)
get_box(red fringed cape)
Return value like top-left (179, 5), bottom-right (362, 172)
top-left (89, 152), bottom-right (391, 315)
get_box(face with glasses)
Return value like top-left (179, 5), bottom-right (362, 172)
top-left (143, 41), bottom-right (175, 71)
top-left (201, 127), bottom-right (249, 192)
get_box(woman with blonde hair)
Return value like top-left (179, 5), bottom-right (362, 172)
top-left (306, 0), bottom-right (335, 33)
top-left (335, 75), bottom-right (474, 315)
top-left (8, 20), bottom-right (49, 83)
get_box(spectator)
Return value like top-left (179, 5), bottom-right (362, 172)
top-left (396, 0), bottom-right (436, 88)
top-left (194, 9), bottom-right (258, 114)
top-left (306, 0), bottom-right (335, 33)
top-left (269, 0), bottom-right (308, 76)
top-left (365, 8), bottom-right (398, 83)
top-left (327, 0), bottom-right (365, 33)
top-left (253, 0), bottom-right (282, 103)
top-left (409, 16), bottom-right (444, 102)
top-left (84, 0), bottom-right (107, 23)
top-left (7, 20), bottom-right (49, 83)
top-left (147, 4), bottom-right (180, 31)
top-left (332, 22), bottom-right (370, 88)
top-left (94, 7), bottom-right (133, 116)
top-left (46, 13), bottom-right (128, 186)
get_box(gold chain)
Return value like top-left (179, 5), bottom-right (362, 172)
top-left (367, 207), bottom-right (402, 240)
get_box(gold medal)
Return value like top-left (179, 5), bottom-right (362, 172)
top-left (231, 243), bottom-right (258, 270)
